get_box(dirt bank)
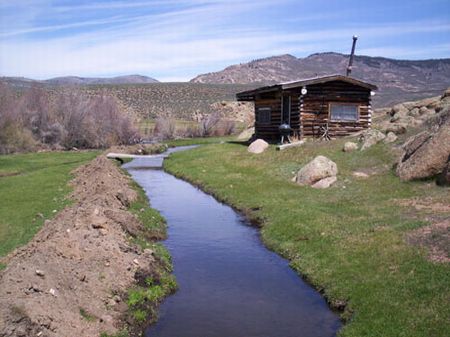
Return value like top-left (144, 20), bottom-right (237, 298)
top-left (0, 155), bottom-right (158, 337)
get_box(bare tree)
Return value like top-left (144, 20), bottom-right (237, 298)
top-left (198, 112), bottom-right (221, 137)
top-left (154, 117), bottom-right (176, 140)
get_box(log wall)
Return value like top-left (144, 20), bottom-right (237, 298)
top-left (253, 80), bottom-right (372, 140)
top-left (297, 81), bottom-right (372, 138)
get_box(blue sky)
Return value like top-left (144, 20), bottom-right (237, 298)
top-left (0, 0), bottom-right (449, 81)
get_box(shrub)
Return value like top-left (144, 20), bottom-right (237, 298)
top-left (198, 112), bottom-right (221, 137)
top-left (0, 83), bottom-right (36, 154)
top-left (154, 117), bottom-right (176, 140)
top-left (0, 83), bottom-right (139, 152)
top-left (213, 119), bottom-right (236, 136)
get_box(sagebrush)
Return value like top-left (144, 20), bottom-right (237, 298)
top-left (0, 83), bottom-right (139, 153)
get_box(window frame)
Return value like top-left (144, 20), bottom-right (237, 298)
top-left (256, 106), bottom-right (272, 125)
top-left (328, 102), bottom-right (360, 122)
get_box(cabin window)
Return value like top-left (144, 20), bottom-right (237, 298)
top-left (329, 103), bottom-right (359, 121)
top-left (256, 107), bottom-right (271, 124)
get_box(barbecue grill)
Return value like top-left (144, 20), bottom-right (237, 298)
top-left (279, 123), bottom-right (292, 144)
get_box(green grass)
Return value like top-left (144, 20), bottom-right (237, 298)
top-left (123, 175), bottom-right (177, 333)
top-left (128, 180), bottom-right (167, 241)
top-left (164, 139), bottom-right (450, 337)
top-left (0, 151), bottom-right (99, 257)
top-left (165, 135), bottom-right (235, 147)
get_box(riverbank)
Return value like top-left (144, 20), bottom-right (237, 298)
top-left (0, 153), bottom-right (173, 337)
top-left (164, 140), bottom-right (450, 337)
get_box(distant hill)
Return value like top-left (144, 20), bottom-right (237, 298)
top-left (45, 74), bottom-right (159, 85)
top-left (0, 74), bottom-right (159, 87)
top-left (79, 83), bottom-right (255, 120)
top-left (190, 53), bottom-right (450, 107)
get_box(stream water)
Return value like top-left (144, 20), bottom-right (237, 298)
top-left (123, 146), bottom-right (341, 337)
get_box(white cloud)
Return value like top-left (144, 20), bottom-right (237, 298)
top-left (0, 0), bottom-right (449, 80)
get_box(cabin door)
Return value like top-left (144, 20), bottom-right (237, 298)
top-left (282, 95), bottom-right (291, 125)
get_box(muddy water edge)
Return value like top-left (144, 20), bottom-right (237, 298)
top-left (124, 146), bottom-right (341, 337)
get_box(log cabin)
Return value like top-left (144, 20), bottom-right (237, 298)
top-left (236, 75), bottom-right (377, 142)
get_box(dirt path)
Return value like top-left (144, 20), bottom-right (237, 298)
top-left (0, 155), bottom-right (156, 337)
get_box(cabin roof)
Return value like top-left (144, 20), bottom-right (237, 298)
top-left (236, 74), bottom-right (378, 101)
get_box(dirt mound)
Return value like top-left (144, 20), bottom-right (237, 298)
top-left (0, 156), bottom-right (156, 337)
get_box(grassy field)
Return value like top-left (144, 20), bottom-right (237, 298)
top-left (0, 151), bottom-right (99, 258)
top-left (137, 119), bottom-right (198, 138)
top-left (164, 139), bottom-right (450, 337)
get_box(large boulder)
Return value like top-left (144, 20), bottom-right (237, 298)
top-left (343, 141), bottom-right (358, 152)
top-left (400, 131), bottom-right (431, 159)
top-left (396, 116), bottom-right (450, 181)
top-left (390, 103), bottom-right (409, 119)
top-left (360, 129), bottom-right (386, 150)
top-left (296, 155), bottom-right (338, 187)
top-left (247, 139), bottom-right (269, 154)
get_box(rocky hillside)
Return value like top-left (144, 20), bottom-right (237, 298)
top-left (191, 53), bottom-right (450, 107)
top-left (373, 88), bottom-right (450, 184)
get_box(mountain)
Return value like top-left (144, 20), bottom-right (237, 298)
top-left (190, 53), bottom-right (450, 107)
top-left (44, 74), bottom-right (159, 85)
top-left (0, 74), bottom-right (159, 87)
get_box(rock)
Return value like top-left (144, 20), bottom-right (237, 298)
top-left (35, 270), bottom-right (45, 277)
top-left (397, 117), bottom-right (450, 181)
top-left (385, 123), bottom-right (407, 135)
top-left (353, 172), bottom-right (370, 178)
top-left (49, 288), bottom-right (57, 297)
top-left (296, 156), bottom-right (338, 186)
top-left (311, 176), bottom-right (337, 189)
top-left (401, 131), bottom-right (431, 159)
top-left (91, 223), bottom-right (105, 229)
top-left (391, 103), bottom-right (409, 118)
top-left (343, 142), bottom-right (358, 152)
top-left (30, 284), bottom-right (43, 293)
top-left (248, 139), bottom-right (269, 154)
top-left (116, 190), bottom-right (130, 208)
top-left (237, 127), bottom-right (255, 141)
top-left (442, 87), bottom-right (450, 98)
top-left (419, 106), bottom-right (431, 115)
top-left (408, 108), bottom-right (420, 117)
top-left (143, 248), bottom-right (153, 256)
top-left (384, 132), bottom-right (398, 143)
top-left (360, 129), bottom-right (386, 150)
